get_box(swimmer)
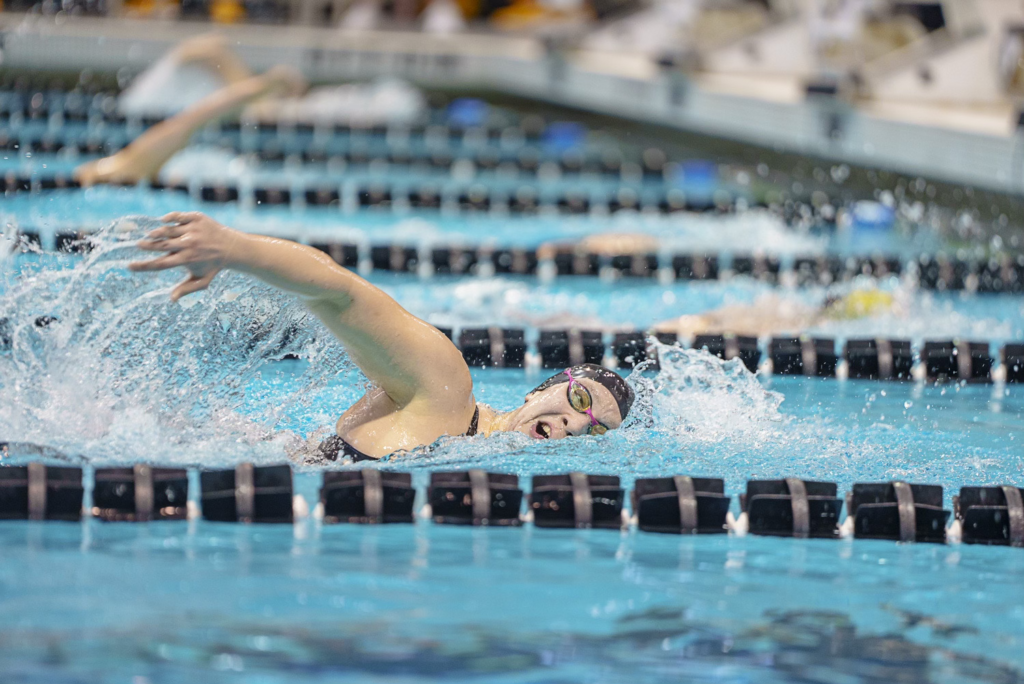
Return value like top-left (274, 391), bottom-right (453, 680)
top-left (75, 35), bottom-right (423, 186)
top-left (654, 288), bottom-right (898, 339)
top-left (130, 212), bottom-right (634, 460)
top-left (481, 288), bottom-right (897, 341)
top-left (535, 233), bottom-right (898, 337)
top-left (538, 233), bottom-right (661, 261)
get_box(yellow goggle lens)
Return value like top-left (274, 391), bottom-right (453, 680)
top-left (589, 424), bottom-right (608, 436)
top-left (568, 385), bottom-right (592, 412)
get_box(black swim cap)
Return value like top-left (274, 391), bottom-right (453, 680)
top-left (528, 363), bottom-right (635, 422)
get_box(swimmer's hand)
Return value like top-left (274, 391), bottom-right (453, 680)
top-left (74, 149), bottom-right (156, 187)
top-left (130, 212), bottom-right (240, 302)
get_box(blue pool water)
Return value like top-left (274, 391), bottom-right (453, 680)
top-left (3, 507), bottom-right (1023, 684)
top-left (2, 215), bottom-right (1024, 682)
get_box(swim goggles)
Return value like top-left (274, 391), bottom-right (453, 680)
top-left (564, 369), bottom-right (609, 435)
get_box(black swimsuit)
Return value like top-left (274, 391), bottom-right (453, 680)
top-left (318, 406), bottom-right (480, 462)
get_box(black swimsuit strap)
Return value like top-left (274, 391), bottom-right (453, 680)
top-left (317, 434), bottom-right (377, 463)
top-left (319, 405), bottom-right (481, 462)
top-left (465, 406), bottom-right (480, 437)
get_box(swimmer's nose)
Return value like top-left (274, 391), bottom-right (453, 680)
top-left (564, 414), bottom-right (591, 438)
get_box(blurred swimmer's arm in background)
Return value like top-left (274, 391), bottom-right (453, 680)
top-left (74, 66), bottom-right (306, 187)
top-left (129, 213), bottom-right (474, 415)
top-left (171, 33), bottom-right (255, 85)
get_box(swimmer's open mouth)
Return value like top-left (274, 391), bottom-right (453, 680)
top-left (531, 421), bottom-right (552, 439)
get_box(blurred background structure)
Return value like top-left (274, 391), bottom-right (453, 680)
top-left (0, 3), bottom-right (1021, 173)
top-left (2, 0), bottom-right (1024, 250)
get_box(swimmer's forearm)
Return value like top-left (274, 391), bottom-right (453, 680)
top-left (188, 45), bottom-right (254, 85)
top-left (228, 233), bottom-right (365, 305)
top-left (116, 75), bottom-right (277, 178)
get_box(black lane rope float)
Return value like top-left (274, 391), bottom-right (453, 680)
top-left (12, 227), bottom-right (1024, 296)
top-left (321, 470), bottom-right (416, 524)
top-left (2, 461), bottom-right (1023, 548)
top-left (92, 465), bottom-right (188, 522)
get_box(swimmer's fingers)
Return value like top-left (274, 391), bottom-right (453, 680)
top-left (138, 228), bottom-right (188, 246)
top-left (171, 271), bottom-right (218, 302)
top-left (160, 212), bottom-right (205, 226)
top-left (148, 212), bottom-right (213, 240)
top-left (128, 252), bottom-right (192, 272)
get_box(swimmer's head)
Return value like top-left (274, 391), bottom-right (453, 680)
top-left (508, 364), bottom-right (634, 440)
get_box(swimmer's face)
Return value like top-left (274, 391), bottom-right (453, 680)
top-left (512, 378), bottom-right (623, 440)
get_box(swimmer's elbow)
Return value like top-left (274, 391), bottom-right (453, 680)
top-left (429, 360), bottom-right (473, 409)
top-left (303, 271), bottom-right (363, 309)
top-left (307, 288), bottom-right (354, 307)
top-left (303, 293), bottom-right (353, 322)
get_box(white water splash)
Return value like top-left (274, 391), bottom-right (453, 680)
top-left (635, 344), bottom-right (784, 440)
top-left (0, 217), bottom-right (355, 465)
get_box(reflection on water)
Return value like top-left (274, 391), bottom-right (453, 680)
top-left (0, 606), bottom-right (1017, 683)
top-left (1, 520), bottom-right (1022, 684)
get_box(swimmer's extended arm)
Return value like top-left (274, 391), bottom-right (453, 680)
top-left (74, 66), bottom-right (306, 187)
top-left (129, 213), bottom-right (473, 415)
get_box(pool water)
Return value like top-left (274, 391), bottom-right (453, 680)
top-left (0, 183), bottom-right (828, 253)
top-left (2, 214), bottom-right (1024, 682)
top-left (3, 506), bottom-right (1023, 684)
